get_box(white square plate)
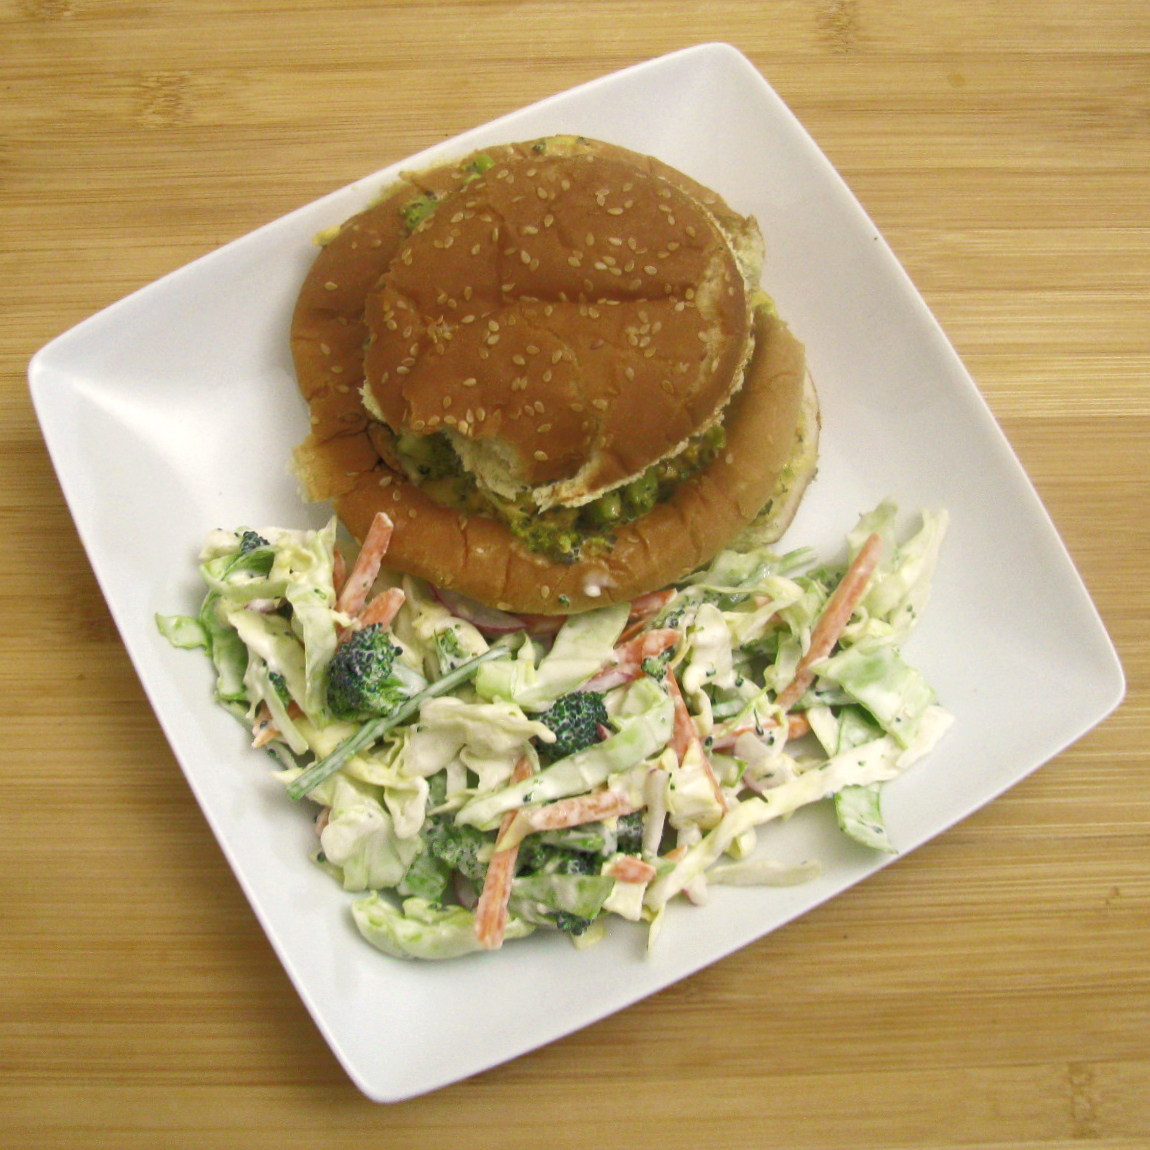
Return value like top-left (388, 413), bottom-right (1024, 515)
top-left (30, 44), bottom-right (1124, 1101)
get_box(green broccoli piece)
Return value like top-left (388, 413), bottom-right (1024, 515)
top-left (462, 153), bottom-right (496, 180)
top-left (238, 529), bottom-right (269, 553)
top-left (615, 811), bottom-right (644, 855)
top-left (326, 623), bottom-right (417, 720)
top-left (537, 691), bottom-right (609, 759)
top-left (423, 816), bottom-right (489, 887)
top-left (552, 911), bottom-right (594, 937)
top-left (400, 192), bottom-right (438, 233)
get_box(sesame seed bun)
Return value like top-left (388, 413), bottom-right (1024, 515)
top-left (291, 137), bottom-right (818, 614)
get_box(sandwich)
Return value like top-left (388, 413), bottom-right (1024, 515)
top-left (290, 136), bottom-right (818, 614)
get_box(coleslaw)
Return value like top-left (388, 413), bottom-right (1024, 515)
top-left (158, 501), bottom-right (951, 960)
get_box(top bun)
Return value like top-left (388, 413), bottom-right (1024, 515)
top-left (359, 136), bottom-right (764, 511)
top-left (290, 137), bottom-right (818, 614)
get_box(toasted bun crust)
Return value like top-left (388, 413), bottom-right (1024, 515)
top-left (291, 139), bottom-right (817, 614)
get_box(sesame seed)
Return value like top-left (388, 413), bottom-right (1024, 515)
top-left (624, 366), bottom-right (635, 381)
top-left (585, 233), bottom-right (595, 246)
top-left (442, 396), bottom-right (452, 408)
top-left (644, 265), bottom-right (658, 275)
top-left (319, 342), bottom-right (331, 355)
top-left (533, 401), bottom-right (545, 414)
top-left (551, 350), bottom-right (564, 364)
top-left (520, 249), bottom-right (532, 265)
top-left (538, 422), bottom-right (552, 433)
top-left (534, 450), bottom-right (548, 461)
top-left (395, 365), bottom-right (409, 375)
top-left (606, 206), bottom-right (624, 216)
top-left (408, 507), bottom-right (418, 518)
top-left (488, 319), bottom-right (500, 332)
top-left (462, 314), bottom-right (476, 324)
top-left (457, 420), bottom-right (470, 434)
top-left (324, 281), bottom-right (338, 291)
top-left (471, 243), bottom-right (482, 255)
top-left (476, 407), bottom-right (486, 420)
top-left (592, 398), bottom-right (609, 410)
top-left (512, 354), bottom-right (526, 366)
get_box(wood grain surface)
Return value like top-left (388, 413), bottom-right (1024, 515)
top-left (2, 2), bottom-right (1147, 1147)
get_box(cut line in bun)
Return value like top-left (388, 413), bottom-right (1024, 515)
top-left (291, 137), bottom-right (819, 614)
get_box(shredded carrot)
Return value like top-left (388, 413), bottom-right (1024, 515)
top-left (355, 586), bottom-right (406, 631)
top-left (608, 855), bottom-right (657, 884)
top-left (710, 710), bottom-right (811, 751)
top-left (474, 754), bottom-right (535, 950)
top-left (665, 667), bottom-right (728, 812)
top-left (336, 512), bottom-right (394, 617)
top-left (775, 531), bottom-right (883, 713)
top-left (584, 627), bottom-right (679, 690)
top-left (250, 699), bottom-right (304, 749)
top-left (251, 703), bottom-right (277, 748)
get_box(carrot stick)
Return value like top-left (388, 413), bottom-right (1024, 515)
top-left (608, 855), bottom-right (657, 884)
top-left (583, 627), bottom-right (680, 691)
top-left (355, 586), bottom-right (406, 631)
top-left (332, 548), bottom-right (348, 595)
top-left (617, 589), bottom-right (678, 643)
top-left (336, 512), bottom-right (394, 617)
top-left (775, 532), bottom-right (883, 713)
top-left (496, 787), bottom-right (637, 856)
top-left (474, 754), bottom-right (535, 950)
top-left (710, 711), bottom-right (811, 751)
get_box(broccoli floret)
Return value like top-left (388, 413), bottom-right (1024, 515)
top-left (537, 691), bottom-right (609, 759)
top-left (641, 651), bottom-right (671, 681)
top-left (615, 811), bottom-right (644, 855)
top-left (326, 623), bottom-right (412, 719)
top-left (238, 529), bottom-right (269, 553)
top-left (516, 841), bottom-right (595, 878)
top-left (553, 911), bottom-right (594, 936)
top-left (423, 816), bottom-right (488, 887)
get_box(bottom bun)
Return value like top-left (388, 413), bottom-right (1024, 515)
top-left (295, 309), bottom-right (818, 615)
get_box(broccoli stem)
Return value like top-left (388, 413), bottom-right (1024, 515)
top-left (286, 644), bottom-right (513, 802)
